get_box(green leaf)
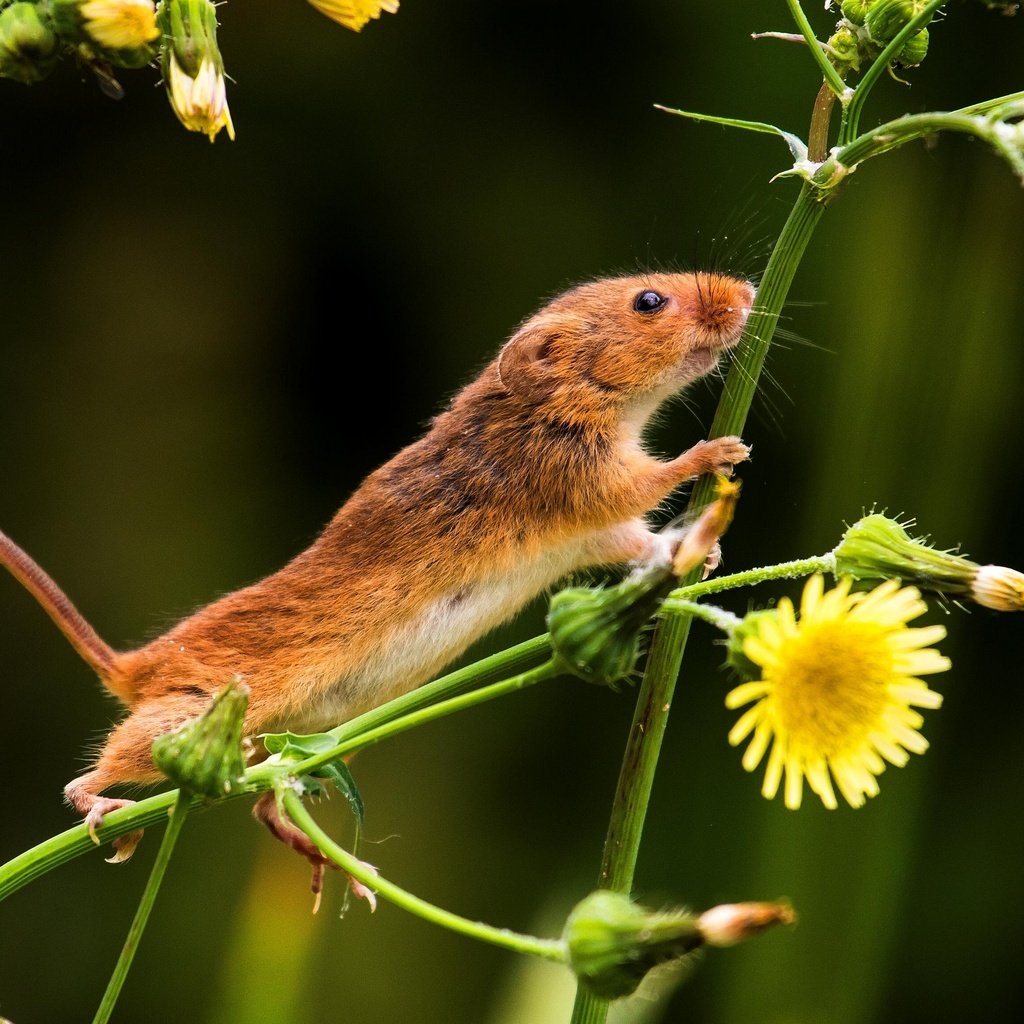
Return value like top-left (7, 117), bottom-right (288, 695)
top-left (262, 730), bottom-right (340, 758)
top-left (261, 730), bottom-right (365, 826)
top-left (314, 760), bottom-right (365, 827)
top-left (653, 105), bottom-right (809, 162)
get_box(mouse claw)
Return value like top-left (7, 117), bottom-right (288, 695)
top-left (83, 797), bottom-right (141, 859)
top-left (702, 541), bottom-right (723, 579)
top-left (347, 860), bottom-right (379, 913)
top-left (105, 829), bottom-right (145, 864)
top-left (254, 791), bottom-right (341, 906)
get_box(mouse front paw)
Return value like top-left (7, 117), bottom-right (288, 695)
top-left (699, 435), bottom-right (751, 475)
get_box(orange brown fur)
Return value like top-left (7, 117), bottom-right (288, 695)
top-left (1, 271), bottom-right (754, 834)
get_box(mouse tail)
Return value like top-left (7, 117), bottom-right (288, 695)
top-left (0, 528), bottom-right (133, 702)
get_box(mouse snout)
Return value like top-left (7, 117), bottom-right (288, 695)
top-left (689, 273), bottom-right (755, 347)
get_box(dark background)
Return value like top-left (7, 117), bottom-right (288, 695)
top-left (1, 2), bottom-right (1022, 1021)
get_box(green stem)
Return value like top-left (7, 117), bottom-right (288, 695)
top-left (326, 633), bottom-right (551, 742)
top-left (665, 600), bottom-right (741, 633)
top-left (279, 789), bottom-right (566, 963)
top-left (665, 553), bottom-right (836, 606)
top-left (0, 638), bottom-right (554, 904)
top-left (92, 791), bottom-right (191, 1024)
top-left (784, 0), bottom-right (848, 98)
top-left (808, 79), bottom-right (839, 162)
top-left (570, 183), bottom-right (827, 1024)
top-left (829, 109), bottom-right (1024, 180)
top-left (255, 661), bottom-right (560, 781)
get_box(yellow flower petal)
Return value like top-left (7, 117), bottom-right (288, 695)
top-left (806, 759), bottom-right (838, 810)
top-left (728, 704), bottom-right (763, 745)
top-left (799, 573), bottom-right (826, 618)
top-left (307, 0), bottom-right (399, 31)
top-left (783, 757), bottom-right (804, 810)
top-left (80, 0), bottom-right (159, 49)
top-left (761, 743), bottom-right (785, 799)
top-left (741, 720), bottom-right (773, 771)
top-left (725, 680), bottom-right (771, 710)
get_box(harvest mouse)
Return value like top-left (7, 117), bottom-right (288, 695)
top-left (1, 270), bottom-right (753, 865)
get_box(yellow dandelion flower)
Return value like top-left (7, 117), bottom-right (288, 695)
top-left (306, 1), bottom-right (399, 32)
top-left (726, 575), bottom-right (948, 810)
top-left (79, 0), bottom-right (159, 50)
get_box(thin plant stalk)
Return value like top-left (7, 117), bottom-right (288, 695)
top-left (569, 181), bottom-right (826, 1023)
top-left (280, 789), bottom-right (567, 962)
top-left (92, 791), bottom-right (191, 1024)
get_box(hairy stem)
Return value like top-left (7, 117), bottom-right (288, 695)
top-left (665, 553), bottom-right (836, 606)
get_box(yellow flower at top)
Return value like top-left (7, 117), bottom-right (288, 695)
top-left (726, 575), bottom-right (948, 810)
top-left (79, 0), bottom-right (159, 50)
top-left (306, 0), bottom-right (400, 32)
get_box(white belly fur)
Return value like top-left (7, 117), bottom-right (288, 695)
top-left (288, 523), bottom-right (651, 731)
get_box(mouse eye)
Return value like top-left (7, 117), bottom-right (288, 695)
top-left (633, 290), bottom-right (668, 314)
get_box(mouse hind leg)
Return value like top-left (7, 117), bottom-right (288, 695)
top-left (65, 692), bottom-right (213, 862)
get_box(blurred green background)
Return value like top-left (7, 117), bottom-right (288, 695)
top-left (1, 1), bottom-right (1022, 1021)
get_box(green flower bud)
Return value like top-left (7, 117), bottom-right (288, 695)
top-left (564, 891), bottom-right (703, 999)
top-left (834, 514), bottom-right (1024, 612)
top-left (840, 0), bottom-right (875, 26)
top-left (827, 24), bottom-right (864, 72)
top-left (151, 679), bottom-right (250, 797)
top-left (864, 0), bottom-right (933, 44)
top-left (548, 567), bottom-right (675, 686)
top-left (894, 26), bottom-right (929, 65)
top-left (0, 2), bottom-right (59, 84)
top-left (833, 514), bottom-right (976, 592)
top-left (724, 608), bottom-right (779, 682)
top-left (564, 892), bottom-right (796, 998)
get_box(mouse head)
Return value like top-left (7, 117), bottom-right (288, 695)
top-left (496, 272), bottom-right (755, 416)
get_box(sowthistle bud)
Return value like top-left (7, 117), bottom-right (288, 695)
top-left (151, 679), bottom-right (250, 797)
top-left (0, 2), bottom-right (59, 84)
top-left (548, 567), bottom-right (675, 687)
top-left (550, 477), bottom-right (742, 686)
top-left (564, 890), bottom-right (795, 999)
top-left (158, 0), bottom-right (235, 141)
top-left (864, 0), bottom-right (935, 44)
top-left (827, 23), bottom-right (864, 73)
top-left (839, 0), bottom-right (874, 26)
top-left (833, 513), bottom-right (1024, 611)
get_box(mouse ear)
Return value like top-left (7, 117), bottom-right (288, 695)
top-left (496, 323), bottom-right (560, 396)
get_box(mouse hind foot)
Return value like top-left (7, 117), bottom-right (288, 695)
top-left (253, 790), bottom-right (377, 913)
top-left (64, 774), bottom-right (144, 863)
